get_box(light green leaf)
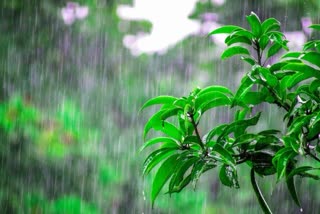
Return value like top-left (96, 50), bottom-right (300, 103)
top-left (197, 85), bottom-right (233, 97)
top-left (208, 25), bottom-right (244, 35)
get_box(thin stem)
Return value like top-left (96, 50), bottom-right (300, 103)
top-left (253, 40), bottom-right (290, 112)
top-left (189, 113), bottom-right (205, 150)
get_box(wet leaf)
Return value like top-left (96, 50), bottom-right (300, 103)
top-left (140, 96), bottom-right (177, 112)
top-left (221, 46), bottom-right (250, 60)
top-left (208, 25), bottom-right (244, 35)
top-left (151, 154), bottom-right (180, 207)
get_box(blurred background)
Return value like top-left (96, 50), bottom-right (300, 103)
top-left (0, 0), bottom-right (320, 213)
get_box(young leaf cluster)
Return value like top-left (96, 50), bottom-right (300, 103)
top-left (140, 12), bottom-right (320, 213)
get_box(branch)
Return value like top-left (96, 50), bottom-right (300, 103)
top-left (188, 112), bottom-right (205, 150)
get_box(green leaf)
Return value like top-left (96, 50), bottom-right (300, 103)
top-left (197, 85), bottom-right (233, 97)
top-left (287, 166), bottom-right (320, 180)
top-left (261, 18), bottom-right (280, 33)
top-left (195, 91), bottom-right (231, 110)
top-left (309, 24), bottom-right (320, 31)
top-left (232, 76), bottom-right (254, 107)
top-left (226, 36), bottom-right (252, 46)
top-left (281, 52), bottom-right (301, 59)
top-left (161, 122), bottom-right (183, 141)
top-left (208, 25), bottom-right (244, 35)
top-left (218, 112), bottom-right (261, 140)
top-left (140, 96), bottom-right (177, 112)
top-left (199, 97), bottom-right (232, 114)
top-left (143, 148), bottom-right (176, 175)
top-left (221, 46), bottom-right (250, 60)
top-left (300, 52), bottom-right (320, 68)
top-left (205, 124), bottom-right (228, 143)
top-left (219, 164), bottom-right (239, 188)
top-left (144, 110), bottom-right (167, 139)
top-left (259, 35), bottom-right (270, 50)
top-left (250, 169), bottom-right (272, 214)
top-left (242, 91), bottom-right (266, 105)
top-left (212, 144), bottom-right (235, 166)
top-left (160, 107), bottom-right (181, 121)
top-left (246, 12), bottom-right (262, 37)
top-left (274, 148), bottom-right (297, 181)
top-left (191, 160), bottom-right (207, 189)
top-left (286, 170), bottom-right (301, 210)
top-left (140, 137), bottom-right (179, 152)
top-left (267, 42), bottom-right (282, 58)
top-left (151, 154), bottom-right (180, 207)
top-left (168, 156), bottom-right (198, 194)
top-left (258, 129), bottom-right (280, 135)
top-left (259, 67), bottom-right (279, 87)
top-left (309, 79), bottom-right (320, 93)
top-left (283, 63), bottom-right (320, 88)
top-left (241, 56), bottom-right (256, 65)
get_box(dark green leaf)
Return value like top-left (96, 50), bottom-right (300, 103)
top-left (191, 160), bottom-right (207, 189)
top-left (168, 156), bottom-right (198, 194)
top-left (250, 169), bottom-right (272, 214)
top-left (151, 154), bottom-right (180, 206)
top-left (258, 129), bottom-right (281, 135)
top-left (219, 164), bottom-right (239, 188)
top-left (287, 166), bottom-right (320, 180)
top-left (221, 46), bottom-right (250, 60)
top-left (309, 24), bottom-right (320, 31)
top-left (286, 170), bottom-right (301, 209)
